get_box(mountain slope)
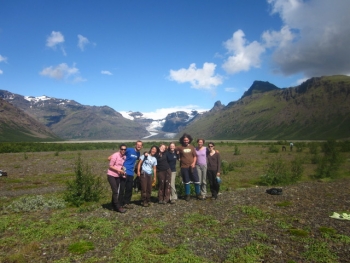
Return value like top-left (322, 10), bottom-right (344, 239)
top-left (0, 98), bottom-right (60, 142)
top-left (0, 91), bottom-right (149, 140)
top-left (180, 75), bottom-right (350, 140)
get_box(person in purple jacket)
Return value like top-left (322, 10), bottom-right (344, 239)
top-left (196, 138), bottom-right (208, 200)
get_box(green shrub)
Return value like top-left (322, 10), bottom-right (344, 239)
top-left (290, 157), bottom-right (304, 182)
top-left (311, 153), bottom-right (321, 164)
top-left (221, 160), bottom-right (235, 175)
top-left (313, 140), bottom-right (344, 179)
top-left (4, 195), bottom-right (66, 213)
top-left (233, 145), bottom-right (241, 155)
top-left (339, 140), bottom-right (350, 152)
top-left (259, 156), bottom-right (304, 186)
top-left (309, 143), bottom-right (319, 155)
top-left (268, 144), bottom-right (279, 153)
top-left (259, 157), bottom-right (289, 185)
top-left (64, 154), bottom-right (104, 207)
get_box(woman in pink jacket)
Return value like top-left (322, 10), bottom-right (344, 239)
top-left (107, 144), bottom-right (127, 213)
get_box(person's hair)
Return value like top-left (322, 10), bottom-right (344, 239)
top-left (208, 142), bottom-right (215, 147)
top-left (168, 142), bottom-right (176, 151)
top-left (179, 133), bottom-right (193, 144)
top-left (197, 138), bottom-right (205, 144)
top-left (149, 145), bottom-right (159, 155)
top-left (136, 140), bottom-right (143, 145)
top-left (119, 143), bottom-right (127, 149)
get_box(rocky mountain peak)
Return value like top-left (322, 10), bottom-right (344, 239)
top-left (210, 100), bottom-right (225, 112)
top-left (241, 80), bottom-right (280, 99)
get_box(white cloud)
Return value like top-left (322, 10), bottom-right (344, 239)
top-left (0, 55), bottom-right (8, 63)
top-left (222, 30), bottom-right (265, 74)
top-left (77, 34), bottom-right (90, 51)
top-left (39, 63), bottom-right (80, 80)
top-left (46, 31), bottom-right (66, 56)
top-left (46, 31), bottom-right (64, 48)
top-left (225, 87), bottom-right (239, 92)
top-left (265, 0), bottom-right (350, 77)
top-left (0, 69), bottom-right (3, 75)
top-left (101, 70), bottom-right (113, 75)
top-left (169, 62), bottom-right (223, 90)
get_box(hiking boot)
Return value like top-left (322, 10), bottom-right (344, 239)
top-left (159, 200), bottom-right (165, 204)
top-left (185, 195), bottom-right (190, 201)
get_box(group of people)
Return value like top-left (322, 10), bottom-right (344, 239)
top-left (106, 133), bottom-right (221, 213)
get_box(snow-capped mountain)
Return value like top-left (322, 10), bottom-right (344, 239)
top-left (0, 89), bottom-right (209, 140)
top-left (120, 109), bottom-right (205, 139)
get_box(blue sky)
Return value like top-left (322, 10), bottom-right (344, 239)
top-left (1, 0), bottom-right (350, 120)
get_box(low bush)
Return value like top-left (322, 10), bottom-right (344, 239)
top-left (259, 156), bottom-right (304, 186)
top-left (313, 140), bottom-right (344, 179)
top-left (4, 195), bottom-right (66, 213)
top-left (221, 160), bottom-right (235, 175)
top-left (268, 144), bottom-right (279, 153)
top-left (290, 156), bottom-right (304, 182)
top-left (233, 145), bottom-right (241, 155)
top-left (64, 154), bottom-right (105, 207)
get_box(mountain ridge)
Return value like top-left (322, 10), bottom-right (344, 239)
top-left (1, 75), bottom-right (349, 141)
top-left (179, 75), bottom-right (350, 140)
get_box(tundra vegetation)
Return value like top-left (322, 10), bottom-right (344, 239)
top-left (0, 140), bottom-right (349, 262)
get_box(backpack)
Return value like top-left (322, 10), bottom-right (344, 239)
top-left (266, 188), bottom-right (282, 195)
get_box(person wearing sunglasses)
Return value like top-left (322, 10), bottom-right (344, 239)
top-left (207, 142), bottom-right (221, 200)
top-left (107, 144), bottom-right (128, 213)
top-left (119, 140), bottom-right (143, 209)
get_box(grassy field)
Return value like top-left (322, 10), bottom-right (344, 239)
top-left (0, 141), bottom-right (349, 262)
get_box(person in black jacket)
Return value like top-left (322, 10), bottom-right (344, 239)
top-left (206, 142), bottom-right (221, 200)
top-left (166, 142), bottom-right (179, 204)
top-left (156, 144), bottom-right (172, 204)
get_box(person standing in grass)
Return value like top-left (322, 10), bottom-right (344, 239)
top-left (156, 144), bottom-right (172, 204)
top-left (196, 138), bottom-right (208, 200)
top-left (119, 140), bottom-right (143, 209)
top-left (166, 142), bottom-right (179, 204)
top-left (206, 142), bottom-right (221, 200)
top-left (137, 146), bottom-right (158, 207)
top-left (176, 133), bottom-right (201, 201)
top-left (107, 144), bottom-right (127, 213)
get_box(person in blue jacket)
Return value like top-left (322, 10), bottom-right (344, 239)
top-left (119, 140), bottom-right (143, 209)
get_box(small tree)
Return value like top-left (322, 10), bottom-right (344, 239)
top-left (260, 157), bottom-right (288, 186)
top-left (314, 140), bottom-right (344, 179)
top-left (64, 154), bottom-right (104, 207)
top-left (290, 156), bottom-right (304, 182)
top-left (233, 145), bottom-right (241, 155)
